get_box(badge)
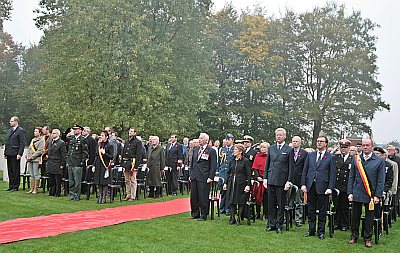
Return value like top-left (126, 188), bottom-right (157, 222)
top-left (76, 146), bottom-right (79, 150)
top-left (201, 154), bottom-right (209, 160)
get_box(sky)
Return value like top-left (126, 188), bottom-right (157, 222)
top-left (3, 0), bottom-right (400, 144)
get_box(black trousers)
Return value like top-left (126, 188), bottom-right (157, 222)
top-left (335, 191), bottom-right (349, 228)
top-left (267, 185), bottom-right (286, 229)
top-left (190, 180), bottom-right (210, 219)
top-left (166, 166), bottom-right (178, 194)
top-left (48, 173), bottom-right (62, 196)
top-left (307, 183), bottom-right (328, 235)
top-left (351, 201), bottom-right (375, 241)
top-left (7, 155), bottom-right (21, 190)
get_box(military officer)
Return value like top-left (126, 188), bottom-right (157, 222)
top-left (334, 139), bottom-right (353, 231)
top-left (66, 124), bottom-right (89, 201)
top-left (218, 133), bottom-right (235, 215)
top-left (243, 135), bottom-right (257, 167)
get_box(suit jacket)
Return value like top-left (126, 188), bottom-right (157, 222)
top-left (264, 143), bottom-right (294, 186)
top-left (4, 126), bottom-right (25, 157)
top-left (335, 154), bottom-right (353, 193)
top-left (387, 159), bottom-right (399, 193)
top-left (85, 135), bottom-right (97, 165)
top-left (46, 139), bottom-right (67, 175)
top-left (384, 160), bottom-right (394, 193)
top-left (292, 148), bottom-right (308, 187)
top-left (190, 146), bottom-right (217, 183)
top-left (165, 142), bottom-right (183, 168)
top-left (244, 147), bottom-right (257, 167)
top-left (348, 153), bottom-right (385, 203)
top-left (301, 151), bottom-right (336, 194)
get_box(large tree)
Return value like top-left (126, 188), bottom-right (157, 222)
top-left (267, 3), bottom-right (389, 144)
top-left (30, 0), bottom-right (213, 139)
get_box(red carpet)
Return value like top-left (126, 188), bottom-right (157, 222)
top-left (0, 198), bottom-right (190, 244)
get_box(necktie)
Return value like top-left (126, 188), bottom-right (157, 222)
top-left (278, 144), bottom-right (282, 150)
top-left (197, 147), bottom-right (203, 160)
top-left (317, 152), bottom-right (322, 163)
top-left (294, 149), bottom-right (298, 161)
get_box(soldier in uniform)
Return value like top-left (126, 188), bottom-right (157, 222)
top-left (334, 139), bottom-right (353, 231)
top-left (243, 135), bottom-right (257, 167)
top-left (121, 127), bottom-right (142, 201)
top-left (66, 124), bottom-right (89, 201)
top-left (218, 133), bottom-right (235, 215)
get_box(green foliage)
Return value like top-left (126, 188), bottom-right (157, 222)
top-left (0, 0), bottom-right (12, 29)
top-left (30, 0), bottom-right (214, 139)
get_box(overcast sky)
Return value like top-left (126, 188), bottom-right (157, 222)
top-left (3, 0), bottom-right (399, 143)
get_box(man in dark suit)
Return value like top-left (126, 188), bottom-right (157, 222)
top-left (82, 127), bottom-right (97, 182)
top-left (334, 139), bottom-right (353, 231)
top-left (165, 134), bottom-right (183, 195)
top-left (4, 116), bottom-right (25, 191)
top-left (190, 132), bottom-right (217, 221)
top-left (263, 128), bottom-right (294, 234)
top-left (301, 135), bottom-right (336, 240)
top-left (348, 139), bottom-right (385, 248)
top-left (291, 136), bottom-right (308, 227)
top-left (46, 129), bottom-right (67, 197)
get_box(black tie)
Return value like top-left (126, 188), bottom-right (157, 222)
top-left (317, 152), bottom-right (322, 163)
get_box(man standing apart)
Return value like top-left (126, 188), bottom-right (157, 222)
top-left (66, 124), bottom-right (88, 201)
top-left (301, 135), bottom-right (336, 240)
top-left (263, 128), bottom-right (294, 234)
top-left (121, 128), bottom-right (142, 201)
top-left (348, 139), bottom-right (385, 248)
top-left (190, 132), bottom-right (217, 221)
top-left (4, 116), bottom-right (25, 191)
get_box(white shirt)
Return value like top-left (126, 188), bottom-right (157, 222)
top-left (316, 150), bottom-right (326, 162)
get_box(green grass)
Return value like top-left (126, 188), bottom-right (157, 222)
top-left (0, 180), bottom-right (398, 253)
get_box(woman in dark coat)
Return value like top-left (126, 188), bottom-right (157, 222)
top-left (147, 136), bottom-right (165, 198)
top-left (223, 144), bottom-right (251, 225)
top-left (93, 131), bottom-right (114, 204)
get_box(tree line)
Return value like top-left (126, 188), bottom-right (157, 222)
top-left (0, 0), bottom-right (389, 145)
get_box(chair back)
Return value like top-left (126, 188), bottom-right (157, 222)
top-left (286, 185), bottom-right (298, 208)
top-left (137, 164), bottom-right (148, 181)
top-left (111, 166), bottom-right (124, 185)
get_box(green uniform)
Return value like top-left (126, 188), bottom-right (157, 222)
top-left (67, 135), bottom-right (88, 200)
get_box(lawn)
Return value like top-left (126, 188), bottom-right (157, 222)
top-left (0, 179), bottom-right (398, 253)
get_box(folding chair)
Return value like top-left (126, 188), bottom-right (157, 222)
top-left (108, 166), bottom-right (124, 203)
top-left (209, 177), bottom-right (222, 220)
top-left (82, 165), bottom-right (97, 200)
top-left (178, 165), bottom-right (190, 195)
top-left (136, 164), bottom-right (148, 200)
top-left (285, 185), bottom-right (298, 231)
top-left (327, 188), bottom-right (339, 238)
top-left (160, 169), bottom-right (169, 197)
top-left (20, 162), bottom-right (31, 190)
top-left (246, 180), bottom-right (256, 225)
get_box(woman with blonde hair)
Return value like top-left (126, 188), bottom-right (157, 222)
top-left (252, 142), bottom-right (270, 219)
top-left (223, 144), bottom-right (251, 225)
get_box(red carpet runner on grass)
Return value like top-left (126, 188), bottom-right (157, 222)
top-left (0, 198), bottom-right (190, 244)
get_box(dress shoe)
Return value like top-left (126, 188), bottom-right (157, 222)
top-left (318, 234), bottom-right (325, 240)
top-left (276, 228), bottom-right (283, 234)
top-left (340, 226), bottom-right (347, 231)
top-left (348, 238), bottom-right (357, 244)
top-left (364, 240), bottom-right (372, 248)
top-left (189, 216), bottom-right (200, 219)
top-left (229, 219), bottom-right (236, 225)
top-left (220, 211), bottom-right (226, 214)
top-left (4, 188), bottom-right (12, 191)
top-left (172, 192), bottom-right (178, 196)
top-left (265, 227), bottom-right (276, 232)
top-left (304, 231), bottom-right (315, 237)
top-left (127, 198), bottom-right (134, 202)
top-left (197, 217), bottom-right (207, 221)
top-left (123, 197), bottom-right (130, 201)
top-left (10, 188), bottom-right (18, 192)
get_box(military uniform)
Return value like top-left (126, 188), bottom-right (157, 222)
top-left (66, 125), bottom-right (89, 200)
top-left (218, 133), bottom-right (235, 214)
top-left (334, 139), bottom-right (353, 230)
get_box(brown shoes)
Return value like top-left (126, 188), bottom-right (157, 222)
top-left (348, 239), bottom-right (357, 244)
top-left (364, 240), bottom-right (372, 248)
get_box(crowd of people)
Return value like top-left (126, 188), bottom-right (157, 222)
top-left (3, 116), bottom-right (400, 248)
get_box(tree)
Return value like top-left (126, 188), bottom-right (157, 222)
top-left (30, 0), bottom-right (214, 139)
top-left (267, 3), bottom-right (389, 144)
top-left (0, 0), bottom-right (12, 29)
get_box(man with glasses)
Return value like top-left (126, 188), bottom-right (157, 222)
top-left (301, 135), bottom-right (336, 240)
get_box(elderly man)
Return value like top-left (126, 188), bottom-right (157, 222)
top-left (291, 136), bottom-right (308, 227)
top-left (264, 128), bottom-right (294, 234)
top-left (190, 133), bottom-right (217, 221)
top-left (46, 129), bottom-right (67, 197)
top-left (4, 116), bottom-right (25, 191)
top-left (387, 145), bottom-right (400, 217)
top-left (348, 139), bottom-right (385, 248)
